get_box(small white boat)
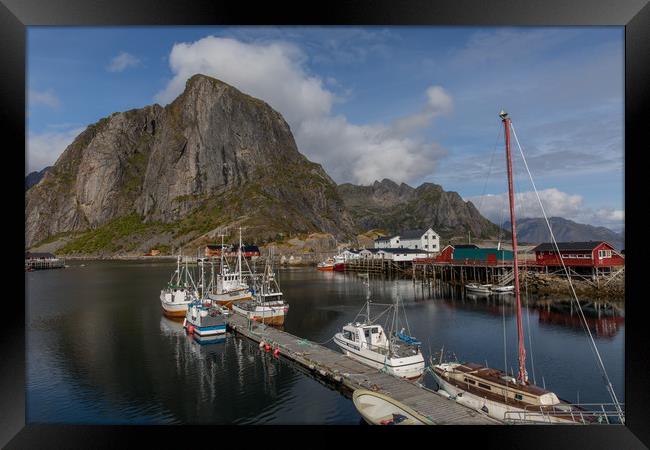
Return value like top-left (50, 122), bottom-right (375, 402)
top-left (334, 284), bottom-right (424, 379)
top-left (352, 389), bottom-right (433, 425)
top-left (465, 283), bottom-right (493, 295)
top-left (491, 285), bottom-right (514, 294)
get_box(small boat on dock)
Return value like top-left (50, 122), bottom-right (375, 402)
top-left (160, 255), bottom-right (197, 318)
top-left (352, 389), bottom-right (434, 425)
top-left (465, 283), bottom-right (493, 295)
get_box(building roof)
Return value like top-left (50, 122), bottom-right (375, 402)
top-left (360, 248), bottom-right (381, 253)
top-left (378, 248), bottom-right (431, 254)
top-left (25, 252), bottom-right (56, 259)
top-left (400, 228), bottom-right (430, 239)
top-left (454, 244), bottom-right (479, 249)
top-left (532, 241), bottom-right (608, 252)
top-left (374, 235), bottom-right (397, 242)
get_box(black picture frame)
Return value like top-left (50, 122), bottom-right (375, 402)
top-left (3, 0), bottom-right (649, 447)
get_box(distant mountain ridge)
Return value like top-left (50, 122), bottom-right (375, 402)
top-left (504, 217), bottom-right (624, 250)
top-left (337, 178), bottom-right (503, 240)
top-left (25, 166), bottom-right (51, 191)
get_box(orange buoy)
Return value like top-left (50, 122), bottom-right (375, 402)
top-left (273, 348), bottom-right (280, 358)
top-left (188, 325), bottom-right (195, 334)
top-left (265, 343), bottom-right (271, 352)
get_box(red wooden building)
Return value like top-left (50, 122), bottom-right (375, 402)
top-left (531, 241), bottom-right (624, 271)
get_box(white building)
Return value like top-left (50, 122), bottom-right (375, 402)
top-left (377, 248), bottom-right (430, 262)
top-left (373, 228), bottom-right (440, 252)
top-left (374, 235), bottom-right (401, 249)
top-left (399, 228), bottom-right (440, 252)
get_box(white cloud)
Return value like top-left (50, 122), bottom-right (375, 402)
top-left (27, 127), bottom-right (84, 174)
top-left (107, 52), bottom-right (142, 72)
top-left (155, 35), bottom-right (450, 184)
top-left (392, 85), bottom-right (453, 134)
top-left (29, 89), bottom-right (61, 109)
top-left (466, 188), bottom-right (624, 230)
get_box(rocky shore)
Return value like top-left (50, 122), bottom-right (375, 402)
top-left (521, 271), bottom-right (624, 301)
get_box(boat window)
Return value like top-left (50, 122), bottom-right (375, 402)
top-left (463, 377), bottom-right (476, 385)
top-left (343, 331), bottom-right (352, 340)
top-left (364, 329), bottom-right (371, 339)
top-left (515, 394), bottom-right (523, 401)
top-left (478, 383), bottom-right (491, 390)
top-left (372, 327), bottom-right (379, 334)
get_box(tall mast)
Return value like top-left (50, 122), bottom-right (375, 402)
top-left (238, 227), bottom-right (243, 282)
top-left (500, 110), bottom-right (527, 384)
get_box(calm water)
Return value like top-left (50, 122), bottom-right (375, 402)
top-left (26, 261), bottom-right (625, 424)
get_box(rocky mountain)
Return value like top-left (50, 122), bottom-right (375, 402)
top-left (338, 178), bottom-right (503, 240)
top-left (25, 74), bottom-right (355, 254)
top-left (504, 217), bottom-right (624, 250)
top-left (25, 166), bottom-right (51, 191)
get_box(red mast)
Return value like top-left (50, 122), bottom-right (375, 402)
top-left (500, 110), bottom-right (528, 384)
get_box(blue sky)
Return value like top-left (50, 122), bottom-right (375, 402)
top-left (27, 26), bottom-right (624, 231)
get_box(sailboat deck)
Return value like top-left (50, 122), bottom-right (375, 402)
top-left (227, 313), bottom-right (499, 424)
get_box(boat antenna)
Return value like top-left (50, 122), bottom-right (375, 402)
top-left (500, 109), bottom-right (528, 384)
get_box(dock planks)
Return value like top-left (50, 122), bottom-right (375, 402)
top-left (227, 313), bottom-right (500, 425)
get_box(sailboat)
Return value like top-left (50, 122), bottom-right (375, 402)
top-left (333, 280), bottom-right (424, 380)
top-left (429, 111), bottom-right (623, 424)
top-left (160, 254), bottom-right (197, 318)
top-left (207, 230), bottom-right (253, 308)
top-left (231, 251), bottom-right (289, 326)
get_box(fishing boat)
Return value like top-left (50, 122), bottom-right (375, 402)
top-left (352, 389), bottom-right (433, 425)
top-left (160, 255), bottom-right (197, 318)
top-left (207, 231), bottom-right (253, 308)
top-left (333, 281), bottom-right (424, 379)
top-left (317, 258), bottom-right (336, 271)
top-left (465, 283), bottom-right (493, 295)
top-left (232, 253), bottom-right (289, 326)
top-left (430, 111), bottom-right (624, 425)
top-left (183, 301), bottom-right (227, 339)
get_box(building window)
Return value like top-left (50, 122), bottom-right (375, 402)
top-left (599, 250), bottom-right (612, 259)
top-left (425, 244), bottom-right (428, 249)
top-left (415, 245), bottom-right (418, 249)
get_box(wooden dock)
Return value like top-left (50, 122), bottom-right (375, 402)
top-left (227, 313), bottom-right (500, 425)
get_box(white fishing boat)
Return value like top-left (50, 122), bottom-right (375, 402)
top-left (352, 389), bottom-right (434, 425)
top-left (333, 281), bottom-right (424, 380)
top-left (430, 111), bottom-right (624, 425)
top-left (160, 255), bottom-right (197, 318)
top-left (207, 231), bottom-right (253, 308)
top-left (465, 283), bottom-right (493, 295)
top-left (232, 251), bottom-right (289, 326)
top-left (183, 302), bottom-right (227, 339)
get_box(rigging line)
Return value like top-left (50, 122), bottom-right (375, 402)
top-left (476, 121), bottom-right (504, 215)
top-left (510, 123), bottom-right (623, 419)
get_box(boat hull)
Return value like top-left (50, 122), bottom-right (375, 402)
top-left (352, 389), bottom-right (433, 425)
top-left (208, 290), bottom-right (253, 308)
top-left (334, 334), bottom-right (424, 379)
top-left (160, 291), bottom-right (192, 317)
top-left (317, 265), bottom-right (334, 271)
top-left (231, 303), bottom-right (288, 326)
top-left (431, 370), bottom-right (583, 424)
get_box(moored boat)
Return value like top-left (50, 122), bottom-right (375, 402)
top-left (206, 230), bottom-right (253, 308)
top-left (160, 255), bottom-right (196, 317)
top-left (430, 110), bottom-right (624, 425)
top-left (465, 283), bottom-right (493, 295)
top-left (232, 252), bottom-right (289, 326)
top-left (352, 389), bottom-right (434, 425)
top-left (183, 302), bottom-right (227, 338)
top-left (491, 285), bottom-right (514, 294)
top-left (333, 282), bottom-right (424, 379)
top-left (317, 258), bottom-right (335, 271)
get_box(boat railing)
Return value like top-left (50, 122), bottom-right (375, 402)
top-left (503, 403), bottom-right (625, 425)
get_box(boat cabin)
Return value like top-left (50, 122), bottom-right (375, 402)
top-left (342, 323), bottom-right (389, 350)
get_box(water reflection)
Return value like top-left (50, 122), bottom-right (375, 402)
top-left (27, 263), bottom-right (623, 423)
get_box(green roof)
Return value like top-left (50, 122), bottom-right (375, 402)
top-left (453, 248), bottom-right (513, 261)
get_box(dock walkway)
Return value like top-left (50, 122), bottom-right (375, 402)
top-left (227, 313), bottom-right (499, 425)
